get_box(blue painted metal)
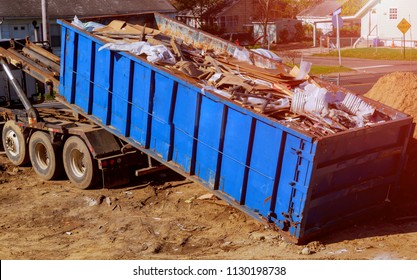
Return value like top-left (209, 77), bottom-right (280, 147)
top-left (57, 13), bottom-right (413, 243)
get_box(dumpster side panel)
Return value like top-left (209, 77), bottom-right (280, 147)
top-left (111, 54), bottom-right (133, 136)
top-left (150, 72), bottom-right (176, 160)
top-left (194, 97), bottom-right (224, 188)
top-left (75, 35), bottom-right (94, 114)
top-left (272, 134), bottom-right (313, 237)
top-left (245, 120), bottom-right (284, 218)
top-left (300, 120), bottom-right (413, 240)
top-left (92, 45), bottom-right (112, 123)
top-left (219, 107), bottom-right (253, 202)
top-left (130, 62), bottom-right (153, 146)
top-left (60, 27), bottom-right (77, 103)
top-left (172, 84), bottom-right (198, 173)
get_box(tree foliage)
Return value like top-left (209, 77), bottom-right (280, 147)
top-left (171, 0), bottom-right (225, 17)
top-left (171, 0), bottom-right (225, 32)
top-left (254, 0), bottom-right (323, 20)
top-left (255, 0), bottom-right (320, 45)
top-left (172, 0), bottom-right (348, 41)
top-left (340, 0), bottom-right (368, 16)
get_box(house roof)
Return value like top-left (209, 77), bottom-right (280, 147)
top-left (350, 0), bottom-right (378, 18)
top-left (215, 0), bottom-right (242, 16)
top-left (0, 0), bottom-right (177, 19)
top-left (297, 0), bottom-right (347, 19)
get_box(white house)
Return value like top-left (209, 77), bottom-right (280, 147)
top-left (297, 0), bottom-right (349, 46)
top-left (298, 0), bottom-right (417, 48)
top-left (350, 0), bottom-right (417, 47)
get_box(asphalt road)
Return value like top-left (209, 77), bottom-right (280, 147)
top-left (296, 51), bottom-right (417, 95)
top-left (338, 73), bottom-right (386, 95)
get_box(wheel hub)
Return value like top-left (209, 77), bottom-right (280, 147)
top-left (34, 142), bottom-right (49, 170)
top-left (70, 149), bottom-right (86, 178)
top-left (5, 131), bottom-right (19, 156)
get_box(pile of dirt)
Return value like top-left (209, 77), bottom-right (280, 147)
top-left (366, 71), bottom-right (417, 138)
top-left (365, 71), bottom-right (417, 194)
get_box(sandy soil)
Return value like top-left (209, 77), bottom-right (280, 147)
top-left (1, 153), bottom-right (417, 260)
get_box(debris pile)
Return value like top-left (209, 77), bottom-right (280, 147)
top-left (366, 72), bottom-right (417, 138)
top-left (72, 17), bottom-right (392, 138)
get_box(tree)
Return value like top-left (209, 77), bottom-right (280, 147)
top-left (254, 0), bottom-right (324, 46)
top-left (340, 0), bottom-right (368, 16)
top-left (171, 0), bottom-right (225, 31)
top-left (279, 0), bottom-right (322, 18)
top-left (256, 0), bottom-right (283, 46)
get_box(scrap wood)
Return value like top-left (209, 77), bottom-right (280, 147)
top-left (197, 70), bottom-right (214, 80)
top-left (146, 37), bottom-right (166, 47)
top-left (217, 56), bottom-right (289, 80)
top-left (139, 23), bottom-right (147, 41)
top-left (271, 82), bottom-right (293, 96)
top-left (170, 37), bottom-right (185, 61)
top-left (94, 33), bottom-right (145, 40)
top-left (264, 108), bottom-right (293, 117)
top-left (93, 20), bottom-right (160, 36)
top-left (128, 23), bottom-right (160, 36)
top-left (216, 73), bottom-right (254, 92)
top-left (214, 57), bottom-right (295, 96)
top-left (206, 55), bottom-right (294, 96)
top-left (174, 60), bottom-right (204, 78)
top-left (204, 55), bottom-right (234, 74)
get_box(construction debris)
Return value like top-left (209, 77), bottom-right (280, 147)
top-left (71, 17), bottom-right (393, 138)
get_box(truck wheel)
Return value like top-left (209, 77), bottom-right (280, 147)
top-left (29, 131), bottom-right (63, 180)
top-left (2, 120), bottom-right (29, 166)
top-left (63, 136), bottom-right (99, 189)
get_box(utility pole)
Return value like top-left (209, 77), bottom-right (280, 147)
top-left (41, 0), bottom-right (50, 44)
top-left (333, 8), bottom-right (342, 66)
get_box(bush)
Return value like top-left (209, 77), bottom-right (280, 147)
top-left (279, 29), bottom-right (289, 43)
top-left (294, 23), bottom-right (305, 41)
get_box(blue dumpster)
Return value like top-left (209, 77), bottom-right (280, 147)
top-left (57, 13), bottom-right (413, 243)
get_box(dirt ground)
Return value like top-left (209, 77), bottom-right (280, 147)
top-left (1, 153), bottom-right (417, 260)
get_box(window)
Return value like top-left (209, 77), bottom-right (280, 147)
top-left (220, 16), bottom-right (226, 28)
top-left (50, 24), bottom-right (61, 47)
top-left (389, 8), bottom-right (398, 20)
top-left (226, 15), bottom-right (233, 27)
top-left (233, 16), bottom-right (238, 27)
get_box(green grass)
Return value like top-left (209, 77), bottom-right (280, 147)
top-left (292, 64), bottom-right (353, 75)
top-left (309, 65), bottom-right (353, 75)
top-left (314, 47), bottom-right (417, 60)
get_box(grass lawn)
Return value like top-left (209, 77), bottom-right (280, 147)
top-left (291, 64), bottom-right (353, 75)
top-left (314, 47), bottom-right (417, 60)
top-left (309, 65), bottom-right (353, 75)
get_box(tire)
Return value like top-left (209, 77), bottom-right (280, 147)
top-left (63, 136), bottom-right (99, 189)
top-left (29, 131), bottom-right (63, 180)
top-left (2, 120), bottom-right (29, 166)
